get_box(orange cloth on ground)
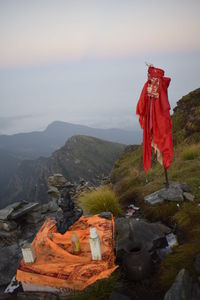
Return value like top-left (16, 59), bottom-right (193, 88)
top-left (16, 215), bottom-right (118, 291)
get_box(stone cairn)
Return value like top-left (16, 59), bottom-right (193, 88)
top-left (47, 174), bottom-right (83, 234)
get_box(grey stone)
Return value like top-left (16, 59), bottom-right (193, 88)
top-left (25, 211), bottom-right (43, 224)
top-left (144, 190), bottom-right (165, 205)
top-left (192, 282), bottom-right (200, 300)
top-left (47, 186), bottom-right (59, 195)
top-left (0, 220), bottom-right (17, 232)
top-left (48, 174), bottom-right (66, 189)
top-left (10, 202), bottom-right (39, 220)
top-left (183, 192), bottom-right (195, 201)
top-left (180, 182), bottom-right (191, 192)
top-left (115, 218), bottom-right (171, 255)
top-left (0, 243), bottom-right (22, 286)
top-left (0, 202), bottom-right (21, 221)
top-left (122, 243), bottom-right (152, 281)
top-left (144, 182), bottom-right (184, 205)
top-left (194, 253), bottom-right (200, 275)
top-left (159, 186), bottom-right (184, 201)
top-left (164, 269), bottom-right (192, 300)
top-left (99, 211), bottom-right (112, 220)
top-left (48, 200), bottom-right (59, 212)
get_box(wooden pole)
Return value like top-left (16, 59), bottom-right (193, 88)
top-left (164, 167), bottom-right (169, 189)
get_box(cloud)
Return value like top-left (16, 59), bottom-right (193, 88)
top-left (0, 115), bottom-right (34, 131)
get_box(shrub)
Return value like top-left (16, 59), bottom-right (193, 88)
top-left (181, 144), bottom-right (200, 160)
top-left (78, 186), bottom-right (123, 216)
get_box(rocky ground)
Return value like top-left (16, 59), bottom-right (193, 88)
top-left (1, 173), bottom-right (200, 300)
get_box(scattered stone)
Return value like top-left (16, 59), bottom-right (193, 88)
top-left (0, 220), bottom-right (17, 232)
top-left (144, 182), bottom-right (185, 205)
top-left (0, 243), bottom-right (22, 286)
top-left (25, 211), bottom-right (43, 224)
top-left (47, 186), bottom-right (60, 196)
top-left (99, 212), bottom-right (112, 220)
top-left (164, 269), bottom-right (192, 300)
top-left (48, 174), bottom-right (66, 190)
top-left (115, 218), bottom-right (171, 260)
top-left (144, 190), bottom-right (165, 205)
top-left (9, 202), bottom-right (39, 220)
top-left (183, 192), bottom-right (195, 201)
top-left (47, 200), bottom-right (58, 212)
top-left (194, 253), bottom-right (200, 275)
top-left (0, 202), bottom-right (21, 221)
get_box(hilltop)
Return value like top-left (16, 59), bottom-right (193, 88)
top-left (0, 135), bottom-right (125, 208)
top-left (0, 121), bottom-right (140, 159)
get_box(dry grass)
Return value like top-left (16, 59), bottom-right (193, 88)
top-left (181, 144), bottom-right (200, 161)
top-left (78, 186), bottom-right (123, 216)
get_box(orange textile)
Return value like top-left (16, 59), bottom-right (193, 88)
top-left (16, 215), bottom-right (118, 291)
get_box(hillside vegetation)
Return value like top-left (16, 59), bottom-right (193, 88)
top-left (110, 88), bottom-right (200, 288)
top-left (0, 135), bottom-right (125, 208)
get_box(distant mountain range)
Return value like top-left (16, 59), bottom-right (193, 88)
top-left (0, 135), bottom-right (126, 208)
top-left (0, 121), bottom-right (140, 160)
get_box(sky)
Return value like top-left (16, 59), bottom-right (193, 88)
top-left (0, 0), bottom-right (200, 134)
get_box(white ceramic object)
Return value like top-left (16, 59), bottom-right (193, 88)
top-left (89, 227), bottom-right (102, 260)
top-left (21, 243), bottom-right (36, 264)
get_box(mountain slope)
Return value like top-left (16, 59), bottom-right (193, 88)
top-left (109, 87), bottom-right (200, 291)
top-left (111, 87), bottom-right (200, 204)
top-left (0, 121), bottom-right (140, 159)
top-left (0, 135), bottom-right (125, 208)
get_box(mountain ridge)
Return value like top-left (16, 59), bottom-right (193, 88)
top-left (0, 135), bottom-right (126, 208)
top-left (0, 121), bottom-right (140, 159)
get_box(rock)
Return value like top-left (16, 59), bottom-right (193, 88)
top-left (47, 200), bottom-right (59, 212)
top-left (99, 212), bottom-right (112, 220)
top-left (0, 243), bottom-right (22, 286)
top-left (122, 242), bottom-right (152, 281)
top-left (179, 183), bottom-right (191, 192)
top-left (183, 192), bottom-right (195, 201)
top-left (47, 186), bottom-right (60, 197)
top-left (25, 211), bottom-right (43, 224)
top-left (164, 269), bottom-right (192, 300)
top-left (144, 190), bottom-right (165, 205)
top-left (192, 282), bottom-right (200, 300)
top-left (48, 174), bottom-right (66, 190)
top-left (194, 253), bottom-right (200, 275)
top-left (0, 202), bottom-right (21, 221)
top-left (10, 202), bottom-right (39, 220)
top-left (115, 218), bottom-right (171, 256)
top-left (56, 186), bottom-right (83, 234)
top-left (144, 182), bottom-right (185, 205)
top-left (0, 220), bottom-right (17, 232)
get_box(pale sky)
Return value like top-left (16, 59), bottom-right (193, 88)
top-left (0, 0), bottom-right (200, 134)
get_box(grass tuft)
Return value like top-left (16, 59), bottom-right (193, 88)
top-left (78, 186), bottom-right (123, 216)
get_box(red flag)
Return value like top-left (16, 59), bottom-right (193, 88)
top-left (136, 66), bottom-right (173, 173)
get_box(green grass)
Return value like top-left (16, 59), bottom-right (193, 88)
top-left (158, 241), bottom-right (200, 289)
top-left (68, 270), bottom-right (121, 300)
top-left (181, 144), bottom-right (200, 160)
top-left (78, 186), bottom-right (123, 216)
